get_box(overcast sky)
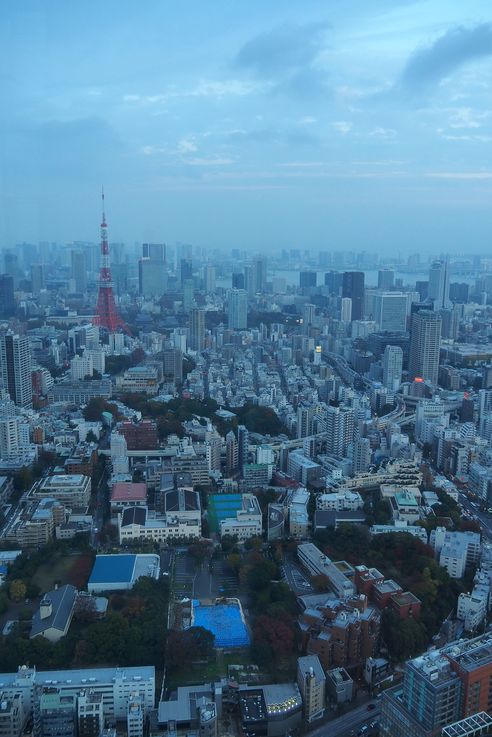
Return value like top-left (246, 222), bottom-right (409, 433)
top-left (1, 0), bottom-right (492, 254)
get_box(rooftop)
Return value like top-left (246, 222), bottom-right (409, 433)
top-left (111, 482), bottom-right (147, 502)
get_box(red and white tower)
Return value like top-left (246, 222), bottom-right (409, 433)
top-left (93, 190), bottom-right (130, 334)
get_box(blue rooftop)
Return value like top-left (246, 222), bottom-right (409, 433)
top-left (89, 554), bottom-right (136, 584)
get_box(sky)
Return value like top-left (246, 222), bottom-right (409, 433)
top-left (1, 0), bottom-right (492, 255)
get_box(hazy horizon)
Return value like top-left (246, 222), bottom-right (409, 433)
top-left (1, 1), bottom-right (492, 253)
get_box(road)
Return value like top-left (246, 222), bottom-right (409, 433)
top-left (305, 703), bottom-right (380, 737)
top-left (458, 493), bottom-right (492, 541)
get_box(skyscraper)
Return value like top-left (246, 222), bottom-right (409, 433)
top-left (428, 259), bottom-right (450, 310)
top-left (228, 288), bottom-right (248, 330)
top-left (0, 333), bottom-right (33, 408)
top-left (324, 405), bottom-right (355, 457)
top-left (203, 265), bottom-right (216, 293)
top-left (253, 257), bottom-right (267, 294)
top-left (232, 272), bottom-right (245, 290)
top-left (373, 292), bottom-right (407, 333)
top-left (340, 297), bottom-right (352, 323)
top-left (237, 424), bottom-right (249, 476)
top-left (142, 243), bottom-right (166, 261)
top-left (324, 271), bottom-right (342, 295)
top-left (139, 242), bottom-right (167, 296)
top-left (0, 274), bottom-right (15, 317)
top-left (342, 271), bottom-right (365, 321)
top-left (189, 308), bottom-right (205, 352)
top-left (31, 264), bottom-right (45, 295)
top-left (383, 345), bottom-right (403, 390)
top-left (378, 269), bottom-right (395, 290)
top-left (409, 309), bottom-right (442, 385)
top-left (300, 271), bottom-right (317, 289)
top-left (71, 249), bottom-right (87, 293)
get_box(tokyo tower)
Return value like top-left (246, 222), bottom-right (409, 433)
top-left (93, 190), bottom-right (130, 334)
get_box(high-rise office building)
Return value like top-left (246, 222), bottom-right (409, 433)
top-left (142, 243), bottom-right (166, 262)
top-left (300, 271), bottom-right (317, 289)
top-left (409, 309), bottom-right (441, 385)
top-left (0, 274), bottom-right (15, 317)
top-left (324, 270), bottom-right (342, 295)
top-left (303, 303), bottom-right (316, 332)
top-left (232, 272), bottom-right (245, 290)
top-left (253, 257), bottom-right (267, 294)
top-left (31, 264), bottom-right (45, 295)
top-left (383, 345), bottom-right (403, 390)
top-left (342, 272), bottom-right (365, 321)
top-left (189, 309), bottom-right (205, 352)
top-left (4, 252), bottom-right (19, 286)
top-left (71, 250), bottom-right (87, 293)
top-left (139, 242), bottom-right (167, 297)
top-left (138, 258), bottom-right (166, 297)
top-left (182, 279), bottom-right (195, 312)
top-left (179, 257), bottom-right (193, 287)
top-left (449, 282), bottom-right (469, 304)
top-left (0, 333), bottom-right (33, 408)
top-left (228, 289), bottom-right (248, 330)
top-left (203, 265), bottom-right (216, 293)
top-left (428, 259), bottom-right (450, 310)
top-left (378, 269), bottom-right (395, 290)
top-left (373, 292), bottom-right (407, 333)
top-left (340, 297), bottom-right (352, 323)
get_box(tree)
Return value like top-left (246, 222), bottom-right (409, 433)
top-left (9, 579), bottom-right (27, 602)
top-left (166, 627), bottom-right (214, 670)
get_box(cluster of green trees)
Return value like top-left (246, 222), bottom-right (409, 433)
top-left (227, 545), bottom-right (299, 676)
top-left (82, 398), bottom-right (119, 422)
top-left (104, 347), bottom-right (145, 376)
top-left (118, 395), bottom-right (288, 439)
top-left (0, 576), bottom-right (169, 671)
top-left (315, 525), bottom-right (467, 661)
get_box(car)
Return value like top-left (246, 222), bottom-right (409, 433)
top-left (357, 727), bottom-right (368, 736)
top-left (366, 703), bottom-right (376, 711)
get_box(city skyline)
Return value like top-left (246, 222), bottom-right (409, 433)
top-left (1, 1), bottom-right (492, 252)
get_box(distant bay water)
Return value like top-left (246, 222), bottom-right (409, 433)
top-left (217, 267), bottom-right (477, 290)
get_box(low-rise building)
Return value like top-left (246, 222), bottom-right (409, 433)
top-left (110, 483), bottom-right (147, 513)
top-left (316, 491), bottom-right (363, 511)
top-left (33, 475), bottom-right (91, 509)
top-left (325, 667), bottom-right (354, 705)
top-left (219, 494), bottom-right (262, 541)
top-left (118, 506), bottom-right (201, 544)
top-left (297, 543), bottom-right (355, 598)
top-left (30, 585), bottom-right (78, 643)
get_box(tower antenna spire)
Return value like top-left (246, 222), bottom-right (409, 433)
top-left (93, 189), bottom-right (130, 335)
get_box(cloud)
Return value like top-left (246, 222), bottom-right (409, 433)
top-left (177, 137), bottom-right (197, 153)
top-left (186, 157), bottom-right (234, 166)
top-left (234, 22), bottom-right (330, 97)
top-left (369, 127), bottom-right (397, 139)
top-left (425, 171), bottom-right (492, 179)
top-left (332, 121), bottom-right (352, 135)
top-left (399, 24), bottom-right (492, 93)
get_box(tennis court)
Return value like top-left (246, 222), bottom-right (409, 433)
top-left (191, 599), bottom-right (250, 648)
top-left (207, 494), bottom-right (243, 533)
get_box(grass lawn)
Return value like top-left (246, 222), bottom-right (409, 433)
top-left (166, 651), bottom-right (253, 689)
top-left (32, 553), bottom-right (78, 592)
